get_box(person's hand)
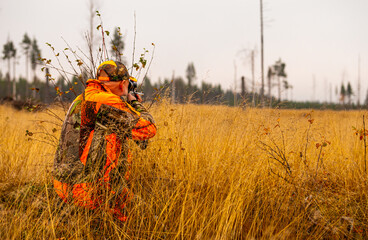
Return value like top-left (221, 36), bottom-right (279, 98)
top-left (127, 93), bottom-right (143, 102)
top-left (135, 93), bottom-right (143, 102)
top-left (127, 93), bottom-right (136, 102)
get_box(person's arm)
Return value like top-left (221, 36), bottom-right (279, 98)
top-left (127, 98), bottom-right (156, 141)
top-left (95, 92), bottom-right (156, 141)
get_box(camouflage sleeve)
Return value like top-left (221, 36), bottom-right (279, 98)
top-left (128, 100), bottom-right (156, 144)
top-left (128, 100), bottom-right (155, 124)
top-left (96, 104), bottom-right (139, 137)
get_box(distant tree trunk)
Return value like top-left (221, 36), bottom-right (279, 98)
top-left (358, 55), bottom-right (361, 107)
top-left (45, 68), bottom-right (50, 103)
top-left (25, 51), bottom-right (29, 99)
top-left (32, 69), bottom-right (36, 99)
top-left (260, 0), bottom-right (265, 107)
top-left (59, 80), bottom-right (63, 102)
top-left (171, 71), bottom-right (175, 104)
top-left (267, 67), bottom-right (272, 107)
top-left (12, 57), bottom-right (16, 99)
top-left (88, 0), bottom-right (97, 76)
top-left (251, 50), bottom-right (255, 107)
top-left (234, 61), bottom-right (237, 107)
top-left (329, 82), bottom-right (332, 104)
top-left (278, 76), bottom-right (281, 102)
top-left (241, 76), bottom-right (246, 99)
top-left (7, 58), bottom-right (11, 97)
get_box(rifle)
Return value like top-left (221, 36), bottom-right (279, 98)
top-left (128, 76), bottom-right (148, 149)
top-left (128, 76), bottom-right (144, 98)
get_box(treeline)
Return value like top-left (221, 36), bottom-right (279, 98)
top-left (0, 71), bottom-right (84, 103)
top-left (0, 68), bottom-right (258, 107)
top-left (0, 68), bottom-right (366, 111)
top-left (2, 31), bottom-right (367, 110)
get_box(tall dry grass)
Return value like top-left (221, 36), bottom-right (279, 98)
top-left (0, 102), bottom-right (368, 239)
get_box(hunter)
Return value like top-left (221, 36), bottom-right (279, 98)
top-left (53, 60), bottom-right (156, 221)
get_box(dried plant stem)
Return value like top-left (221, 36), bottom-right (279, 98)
top-left (364, 115), bottom-right (367, 174)
top-left (131, 11), bottom-right (137, 75)
top-left (100, 25), bottom-right (109, 61)
top-left (45, 183), bottom-right (56, 239)
top-left (139, 44), bottom-right (156, 91)
top-left (304, 123), bottom-right (311, 166)
top-left (315, 146), bottom-right (323, 178)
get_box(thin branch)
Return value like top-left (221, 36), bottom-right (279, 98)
top-left (138, 43), bottom-right (156, 91)
top-left (315, 146), bottom-right (323, 178)
top-left (45, 108), bottom-right (64, 123)
top-left (131, 11), bottom-right (137, 75)
top-left (304, 123), bottom-right (311, 165)
top-left (100, 24), bottom-right (109, 61)
top-left (364, 115), bottom-right (367, 173)
top-left (41, 64), bottom-right (75, 76)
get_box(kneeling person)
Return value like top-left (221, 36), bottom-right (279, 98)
top-left (53, 60), bottom-right (156, 221)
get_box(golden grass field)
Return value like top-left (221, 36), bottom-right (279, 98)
top-left (0, 101), bottom-right (368, 239)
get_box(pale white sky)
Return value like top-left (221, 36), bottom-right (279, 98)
top-left (0, 0), bottom-right (367, 102)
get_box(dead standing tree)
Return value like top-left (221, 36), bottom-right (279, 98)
top-left (260, 0), bottom-right (265, 106)
top-left (30, 38), bottom-right (41, 100)
top-left (2, 40), bottom-right (16, 98)
top-left (21, 33), bottom-right (32, 99)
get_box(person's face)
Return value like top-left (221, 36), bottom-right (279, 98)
top-left (119, 80), bottom-right (129, 96)
top-left (104, 80), bottom-right (129, 96)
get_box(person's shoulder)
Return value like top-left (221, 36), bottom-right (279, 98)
top-left (85, 89), bottom-right (138, 113)
top-left (89, 91), bottom-right (122, 105)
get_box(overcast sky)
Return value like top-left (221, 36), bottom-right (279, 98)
top-left (0, 0), bottom-right (367, 102)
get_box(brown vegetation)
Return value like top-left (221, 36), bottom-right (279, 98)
top-left (0, 103), bottom-right (368, 239)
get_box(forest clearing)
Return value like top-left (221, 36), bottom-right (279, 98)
top-left (0, 102), bottom-right (367, 239)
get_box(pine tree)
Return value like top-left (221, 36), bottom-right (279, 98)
top-left (30, 38), bottom-right (41, 99)
top-left (267, 66), bottom-right (273, 106)
top-left (2, 41), bottom-right (16, 97)
top-left (347, 82), bottom-right (353, 106)
top-left (11, 46), bottom-right (17, 99)
top-left (340, 83), bottom-right (346, 105)
top-left (241, 76), bottom-right (246, 99)
top-left (21, 33), bottom-right (32, 98)
top-left (110, 27), bottom-right (124, 62)
top-left (186, 62), bottom-right (196, 88)
top-left (275, 59), bottom-right (287, 102)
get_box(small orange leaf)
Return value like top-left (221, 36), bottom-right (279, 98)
top-left (30, 88), bottom-right (40, 92)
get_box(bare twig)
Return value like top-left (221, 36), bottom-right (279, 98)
top-left (96, 11), bottom-right (109, 61)
top-left (147, 83), bottom-right (171, 109)
top-left (315, 146), bottom-right (323, 178)
top-left (260, 140), bottom-right (292, 177)
top-left (138, 43), bottom-right (156, 91)
top-left (100, 24), bottom-right (109, 61)
top-left (304, 123), bottom-right (311, 166)
top-left (131, 11), bottom-right (137, 75)
top-left (45, 108), bottom-right (64, 123)
top-left (29, 138), bottom-right (57, 148)
top-left (364, 115), bottom-right (367, 173)
top-left (41, 64), bottom-right (75, 76)
top-left (268, 162), bottom-right (293, 185)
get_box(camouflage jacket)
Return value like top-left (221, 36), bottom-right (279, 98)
top-left (53, 79), bottom-right (156, 186)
